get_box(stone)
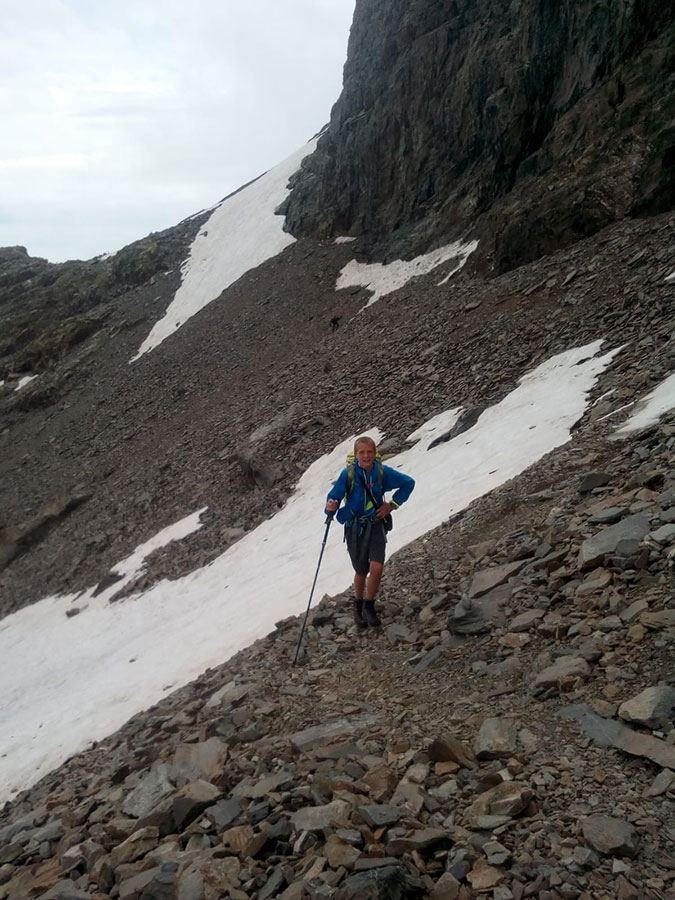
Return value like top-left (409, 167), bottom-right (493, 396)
top-left (358, 805), bottom-right (401, 828)
top-left (386, 827), bottom-right (448, 855)
top-left (389, 780), bottom-right (425, 815)
top-left (468, 560), bottom-right (528, 598)
top-left (334, 865), bottom-right (409, 900)
top-left (171, 738), bottom-right (229, 787)
top-left (205, 681), bottom-right (250, 709)
top-left (588, 506), bottom-right (630, 524)
top-left (176, 857), bottom-right (243, 900)
top-left (619, 599), bottom-right (649, 623)
top-left (221, 823), bottom-right (267, 858)
top-left (290, 799), bottom-right (351, 832)
top-left (448, 596), bottom-right (487, 634)
top-left (121, 764), bottom-right (175, 819)
top-left (118, 866), bottom-right (161, 900)
top-left (361, 764), bottom-right (398, 802)
top-left (533, 656), bottom-right (590, 693)
top-left (648, 523), bottom-right (675, 543)
top-left (577, 514), bottom-right (651, 569)
top-left (618, 685), bottom-right (675, 729)
top-left (429, 778), bottom-right (458, 802)
top-left (279, 884), bottom-right (307, 900)
top-left (287, 716), bottom-right (381, 752)
top-left (509, 609), bottom-right (544, 632)
top-left (641, 609), bottom-right (675, 630)
top-left (412, 646), bottom-right (443, 672)
top-left (324, 834), bottom-right (361, 869)
top-left (464, 782), bottom-right (533, 829)
top-left (560, 704), bottom-right (675, 769)
top-left (484, 840), bottom-right (512, 865)
top-left (581, 815), bottom-right (639, 857)
top-left (205, 798), bottom-right (242, 830)
top-left (258, 866), bottom-right (286, 900)
top-left (578, 473), bottom-right (612, 493)
top-left (385, 623), bottom-right (417, 645)
top-left (474, 717), bottom-right (518, 760)
top-left (60, 839), bottom-right (106, 873)
top-left (110, 826), bottom-right (159, 867)
top-left (467, 862), bottom-right (504, 890)
top-left (33, 879), bottom-right (91, 899)
top-left (430, 871), bottom-right (461, 900)
top-left (231, 770), bottom-right (293, 799)
top-left (644, 768), bottom-right (675, 797)
top-left (0, 843), bottom-right (24, 865)
top-left (172, 779), bottom-right (222, 831)
top-left (428, 735), bottom-right (477, 769)
top-left (575, 567), bottom-right (613, 596)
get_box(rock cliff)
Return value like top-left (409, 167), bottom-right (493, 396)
top-left (284, 0), bottom-right (675, 271)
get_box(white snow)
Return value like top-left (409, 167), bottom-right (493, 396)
top-left (98, 507), bottom-right (207, 600)
top-left (14, 374), bottom-right (39, 391)
top-left (665, 270), bottom-right (675, 283)
top-left (334, 236), bottom-right (357, 244)
top-left (131, 140), bottom-right (318, 361)
top-left (336, 238), bottom-right (478, 309)
top-left (0, 339), bottom-right (622, 802)
top-left (614, 370), bottom-right (675, 436)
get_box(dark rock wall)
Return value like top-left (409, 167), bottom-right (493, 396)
top-left (284, 0), bottom-right (675, 270)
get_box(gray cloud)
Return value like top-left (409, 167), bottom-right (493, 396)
top-left (0, 0), bottom-right (354, 262)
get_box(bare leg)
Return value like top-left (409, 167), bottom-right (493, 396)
top-left (365, 561), bottom-right (384, 600)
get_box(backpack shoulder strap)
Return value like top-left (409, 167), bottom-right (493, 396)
top-left (345, 463), bottom-right (356, 500)
top-left (346, 458), bottom-right (384, 500)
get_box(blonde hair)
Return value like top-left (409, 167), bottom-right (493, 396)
top-left (354, 435), bottom-right (377, 452)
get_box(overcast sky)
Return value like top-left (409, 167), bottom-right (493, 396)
top-left (0, 0), bottom-right (355, 263)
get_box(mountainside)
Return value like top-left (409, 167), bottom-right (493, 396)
top-left (2, 1), bottom-right (675, 899)
top-left (284, 0), bottom-right (675, 271)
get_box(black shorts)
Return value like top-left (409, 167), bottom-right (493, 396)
top-left (345, 519), bottom-right (387, 576)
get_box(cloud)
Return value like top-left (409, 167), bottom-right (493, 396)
top-left (0, 0), bottom-right (355, 261)
top-left (0, 153), bottom-right (87, 169)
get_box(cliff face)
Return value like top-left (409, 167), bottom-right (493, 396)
top-left (284, 0), bottom-right (675, 270)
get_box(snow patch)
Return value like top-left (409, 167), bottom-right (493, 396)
top-left (15, 374), bottom-right (39, 391)
top-left (336, 239), bottom-right (478, 309)
top-left (614, 371), bottom-right (675, 436)
top-left (131, 141), bottom-right (318, 361)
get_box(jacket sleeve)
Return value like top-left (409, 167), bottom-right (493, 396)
top-left (382, 466), bottom-right (415, 508)
top-left (325, 468), bottom-right (349, 514)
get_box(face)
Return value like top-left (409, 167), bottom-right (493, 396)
top-left (355, 441), bottom-right (376, 472)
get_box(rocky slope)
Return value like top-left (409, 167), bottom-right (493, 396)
top-left (1, 211), bottom-right (674, 617)
top-left (1, 339), bottom-right (675, 900)
top-left (284, 0), bottom-right (675, 271)
top-left (1, 204), bottom-right (675, 898)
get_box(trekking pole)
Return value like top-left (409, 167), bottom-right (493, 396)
top-left (292, 511), bottom-right (335, 666)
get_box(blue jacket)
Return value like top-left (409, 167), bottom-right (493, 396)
top-left (326, 462), bottom-right (415, 525)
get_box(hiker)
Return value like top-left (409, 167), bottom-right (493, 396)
top-left (325, 436), bottom-right (415, 628)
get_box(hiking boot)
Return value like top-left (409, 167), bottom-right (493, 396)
top-left (363, 601), bottom-right (381, 628)
top-left (353, 600), bottom-right (367, 629)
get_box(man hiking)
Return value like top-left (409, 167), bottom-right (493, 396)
top-left (325, 436), bottom-right (415, 628)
